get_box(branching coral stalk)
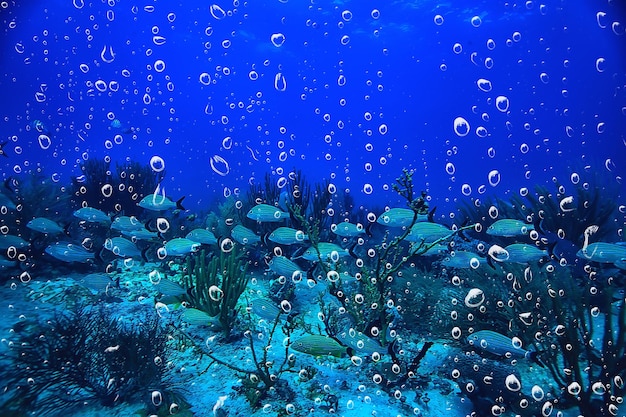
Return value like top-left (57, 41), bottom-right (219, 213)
top-left (184, 248), bottom-right (249, 339)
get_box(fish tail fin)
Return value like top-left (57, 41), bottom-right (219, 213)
top-left (534, 217), bottom-right (546, 235)
top-left (63, 223), bottom-right (72, 237)
top-left (486, 256), bottom-right (496, 270)
top-left (176, 196), bottom-right (186, 211)
top-left (427, 206), bottom-right (437, 223)
top-left (365, 222), bottom-right (374, 237)
top-left (528, 350), bottom-right (545, 368)
top-left (141, 246), bottom-right (150, 262)
top-left (547, 241), bottom-right (558, 260)
top-left (348, 241), bottom-right (359, 259)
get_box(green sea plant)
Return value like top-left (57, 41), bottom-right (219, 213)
top-left (183, 247), bottom-right (250, 339)
top-left (0, 305), bottom-right (174, 415)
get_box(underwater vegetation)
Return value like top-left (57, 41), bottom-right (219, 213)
top-left (70, 158), bottom-right (162, 216)
top-left (0, 305), bottom-right (179, 415)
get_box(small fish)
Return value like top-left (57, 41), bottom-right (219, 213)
top-left (331, 221), bottom-right (365, 237)
top-left (250, 298), bottom-right (284, 321)
top-left (300, 242), bottom-right (350, 262)
top-left (247, 203), bottom-right (289, 222)
top-left (163, 238), bottom-right (201, 256)
top-left (26, 217), bottom-right (65, 235)
top-left (267, 255), bottom-right (302, 278)
top-left (78, 273), bottom-right (116, 292)
top-left (267, 227), bottom-right (308, 245)
top-left (0, 192), bottom-right (16, 210)
top-left (45, 242), bottom-right (94, 263)
top-left (73, 207), bottom-right (111, 224)
top-left (231, 225), bottom-right (261, 245)
top-left (442, 251), bottom-right (483, 269)
top-left (467, 330), bottom-right (540, 365)
top-left (121, 229), bottom-right (159, 241)
top-left (182, 308), bottom-right (218, 326)
top-left (577, 242), bottom-right (626, 264)
top-left (406, 222), bottom-right (451, 244)
top-left (138, 194), bottom-right (185, 211)
top-left (186, 228), bottom-right (218, 245)
top-left (377, 208), bottom-right (428, 228)
top-left (0, 234), bottom-right (30, 250)
top-left (291, 335), bottom-right (352, 358)
top-left (504, 243), bottom-right (548, 263)
top-left (104, 237), bottom-right (143, 259)
top-left (336, 330), bottom-right (383, 355)
top-left (486, 219), bottom-right (534, 237)
top-left (110, 216), bottom-right (144, 232)
top-left (155, 278), bottom-right (187, 297)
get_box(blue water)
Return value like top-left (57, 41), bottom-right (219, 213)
top-left (1, 1), bottom-right (625, 416)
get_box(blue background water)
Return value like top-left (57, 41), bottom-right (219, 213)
top-left (0, 0), bottom-right (624, 213)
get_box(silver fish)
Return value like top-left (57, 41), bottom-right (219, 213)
top-left (45, 242), bottom-right (94, 263)
top-left (301, 242), bottom-right (350, 262)
top-left (121, 229), bottom-right (159, 241)
top-left (26, 217), bottom-right (64, 235)
top-left (247, 203), bottom-right (289, 222)
top-left (267, 255), bottom-right (302, 278)
top-left (231, 225), bottom-right (261, 245)
top-left (336, 330), bottom-right (382, 355)
top-left (577, 242), bottom-right (626, 264)
top-left (186, 228), bottom-right (218, 245)
top-left (250, 298), bottom-right (284, 321)
top-left (0, 234), bottom-right (30, 250)
top-left (0, 193), bottom-right (16, 210)
top-left (376, 208), bottom-right (428, 227)
top-left (104, 237), bottom-right (142, 258)
top-left (487, 219), bottom-right (534, 237)
top-left (138, 194), bottom-right (185, 211)
top-left (110, 216), bottom-right (144, 232)
top-left (406, 222), bottom-right (451, 243)
top-left (442, 251), bottom-right (483, 269)
top-left (331, 221), bottom-right (365, 237)
top-left (163, 238), bottom-right (201, 256)
top-left (504, 243), bottom-right (548, 263)
top-left (467, 330), bottom-right (536, 361)
top-left (291, 335), bottom-right (350, 358)
top-left (268, 227), bottom-right (308, 245)
top-left (155, 278), bottom-right (187, 297)
top-left (73, 207), bottom-right (111, 224)
top-left (77, 273), bottom-right (116, 292)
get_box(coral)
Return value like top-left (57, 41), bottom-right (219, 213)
top-left (184, 247), bottom-right (250, 339)
top-left (0, 305), bottom-right (174, 415)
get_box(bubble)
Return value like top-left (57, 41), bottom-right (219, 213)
top-left (154, 59), bottom-right (166, 72)
top-left (434, 14), bottom-right (444, 25)
top-left (38, 134), bottom-right (51, 150)
top-left (378, 124), bottom-right (388, 135)
top-left (461, 184), bottom-right (471, 196)
top-left (210, 155), bottom-right (229, 176)
top-left (274, 73), bottom-right (287, 91)
top-left (270, 33), bottom-right (285, 47)
top-left (199, 72), bottom-right (212, 85)
top-left (101, 184), bottom-right (113, 198)
top-left (595, 58), bottom-right (606, 72)
top-left (464, 288), bottom-right (485, 308)
top-left (341, 10), bottom-right (352, 21)
top-left (488, 170), bottom-right (501, 186)
top-left (371, 9), bottom-right (380, 19)
top-left (495, 96), bottom-right (510, 112)
top-left (453, 117), bottom-right (470, 137)
top-left (209, 4), bottom-right (226, 20)
top-left (531, 385), bottom-right (545, 401)
top-left (340, 35), bottom-right (350, 45)
top-left (471, 16), bottom-right (482, 27)
top-left (512, 31), bottom-right (522, 42)
top-left (486, 38), bottom-right (496, 49)
top-left (445, 162), bottom-right (455, 175)
top-left (453, 43), bottom-right (463, 54)
top-left (476, 78), bottom-right (492, 92)
top-left (487, 147), bottom-right (496, 158)
top-left (149, 155), bottom-right (165, 172)
top-left (363, 183), bottom-right (373, 194)
top-left (520, 143), bottom-right (529, 154)
top-left (540, 72), bottom-right (549, 83)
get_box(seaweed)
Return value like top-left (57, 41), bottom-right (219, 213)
top-left (183, 247), bottom-right (250, 340)
top-left (0, 305), bottom-right (176, 415)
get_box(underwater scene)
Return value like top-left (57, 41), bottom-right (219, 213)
top-left (0, 0), bottom-right (625, 416)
